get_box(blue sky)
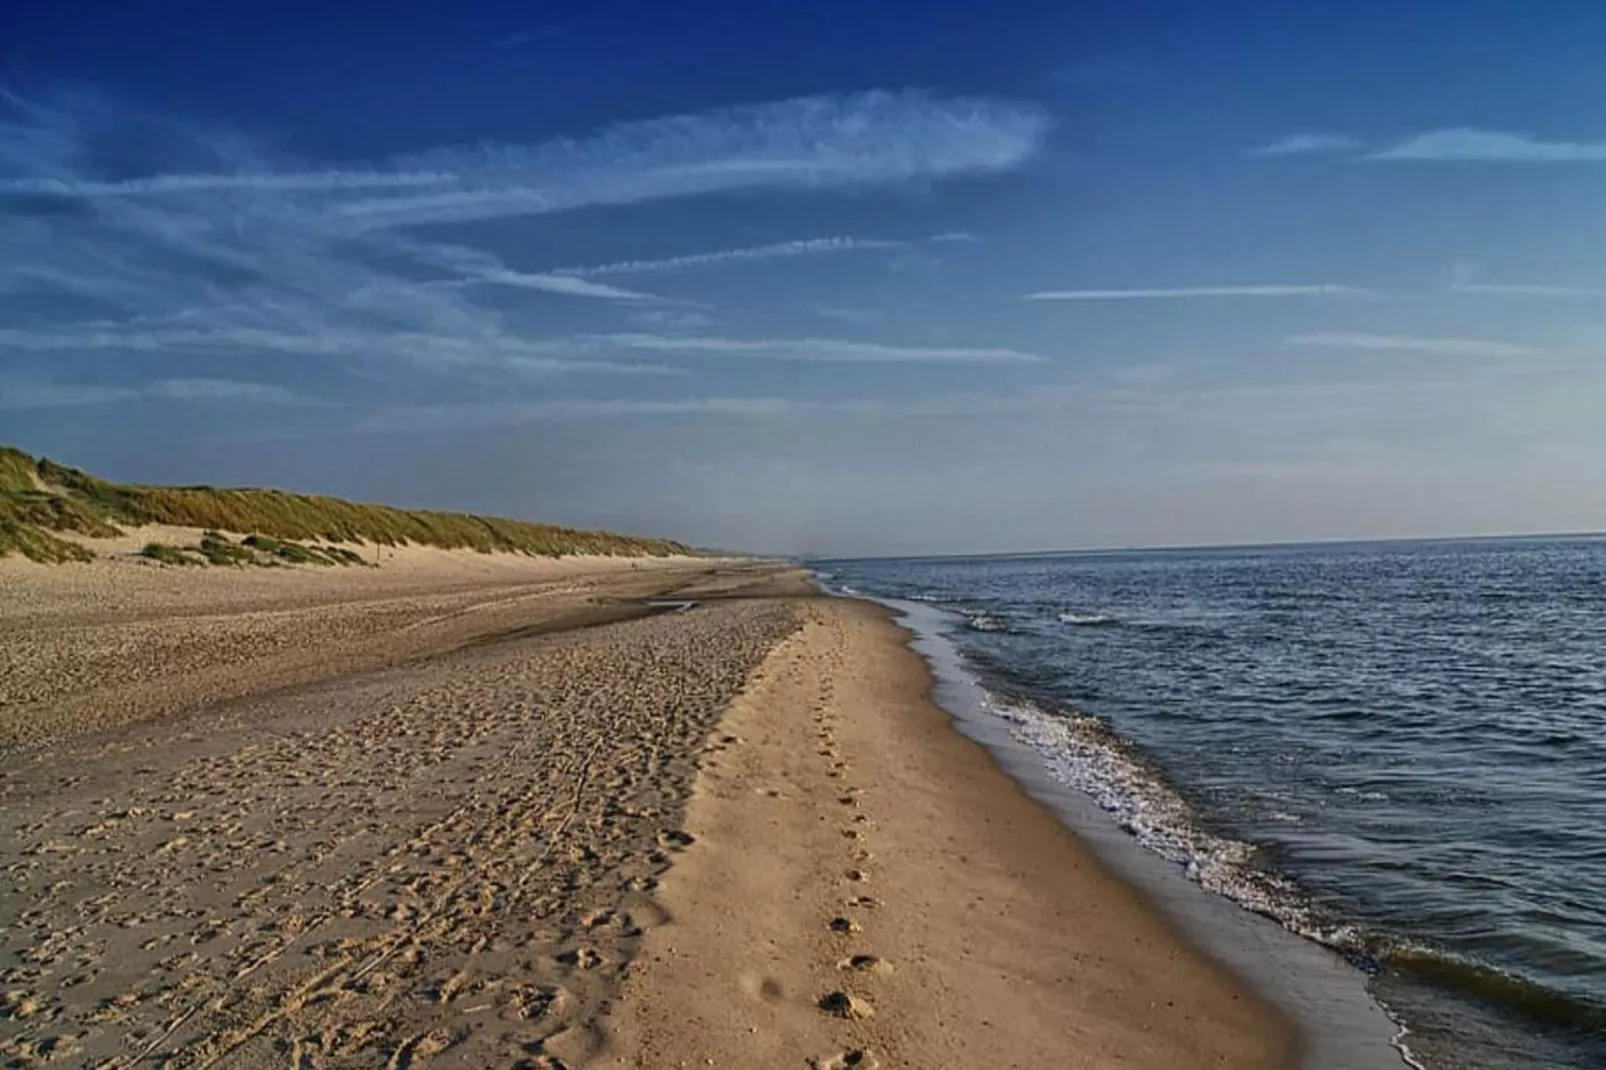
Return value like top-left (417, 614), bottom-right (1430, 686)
top-left (3, 0), bottom-right (1605, 555)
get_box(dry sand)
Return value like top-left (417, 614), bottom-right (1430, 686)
top-left (0, 546), bottom-right (732, 748)
top-left (607, 596), bottom-right (1292, 1070)
top-left (0, 553), bottom-right (1292, 1068)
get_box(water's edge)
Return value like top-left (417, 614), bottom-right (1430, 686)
top-left (849, 589), bottom-right (1410, 1070)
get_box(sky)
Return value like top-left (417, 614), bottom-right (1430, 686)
top-left (3, 0), bottom-right (1605, 556)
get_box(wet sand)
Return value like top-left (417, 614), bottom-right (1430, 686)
top-left (0, 555), bottom-right (1291, 1068)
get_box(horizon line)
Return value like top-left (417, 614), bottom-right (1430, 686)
top-left (804, 527), bottom-right (1606, 563)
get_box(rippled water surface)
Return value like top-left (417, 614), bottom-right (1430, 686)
top-left (819, 537), bottom-right (1606, 1069)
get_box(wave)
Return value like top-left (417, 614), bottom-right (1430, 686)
top-left (1058, 611), bottom-right (1119, 627)
top-left (967, 613), bottom-right (1007, 632)
top-left (983, 693), bottom-right (1321, 929)
top-left (1380, 943), bottom-right (1606, 1037)
top-left (982, 691), bottom-right (1606, 1046)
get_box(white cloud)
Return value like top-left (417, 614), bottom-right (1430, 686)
top-left (334, 90), bottom-right (1050, 230)
top-left (1286, 332), bottom-right (1540, 357)
top-left (0, 89), bottom-right (1044, 391)
top-left (1248, 133), bottom-right (1361, 157)
top-left (1448, 282), bottom-right (1604, 297)
top-left (929, 231), bottom-right (983, 243)
top-left (1025, 284), bottom-right (1363, 300)
top-left (466, 270), bottom-right (664, 301)
top-left (596, 333), bottom-right (1046, 363)
top-left (1367, 128), bottom-right (1606, 162)
top-left (553, 236), bottom-right (905, 277)
top-left (397, 240), bottom-right (669, 302)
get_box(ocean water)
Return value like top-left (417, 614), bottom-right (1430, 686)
top-left (817, 536), bottom-right (1606, 1069)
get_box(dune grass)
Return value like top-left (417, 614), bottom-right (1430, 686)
top-left (141, 542), bottom-right (203, 566)
top-left (0, 516), bottom-right (96, 563)
top-left (0, 444), bottom-right (691, 564)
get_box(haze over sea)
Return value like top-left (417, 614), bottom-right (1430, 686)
top-left (821, 535), bottom-right (1606, 1070)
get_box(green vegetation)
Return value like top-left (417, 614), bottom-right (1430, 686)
top-left (0, 516), bottom-right (96, 563)
top-left (141, 542), bottom-right (203, 566)
top-left (241, 533), bottom-right (363, 566)
top-left (0, 444), bottom-right (691, 564)
top-left (199, 530), bottom-right (259, 566)
top-left (134, 531), bottom-right (357, 569)
top-left (0, 447), bottom-right (38, 493)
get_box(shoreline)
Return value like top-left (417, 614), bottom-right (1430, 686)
top-left (876, 595), bottom-right (1410, 1070)
top-left (609, 594), bottom-right (1293, 1067)
top-left (5, 557), bottom-right (1307, 1067)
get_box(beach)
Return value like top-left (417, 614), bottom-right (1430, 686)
top-left (0, 552), bottom-right (1289, 1068)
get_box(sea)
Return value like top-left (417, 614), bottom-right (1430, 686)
top-left (815, 536), bottom-right (1606, 1070)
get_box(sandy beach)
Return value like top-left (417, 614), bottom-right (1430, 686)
top-left (0, 552), bottom-right (1291, 1069)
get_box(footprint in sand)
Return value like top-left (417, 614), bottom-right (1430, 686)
top-left (818, 990), bottom-right (874, 1019)
top-left (827, 917), bottom-right (861, 935)
top-left (556, 947), bottom-right (603, 970)
top-left (811, 1051), bottom-right (879, 1070)
top-left (837, 954), bottom-right (891, 974)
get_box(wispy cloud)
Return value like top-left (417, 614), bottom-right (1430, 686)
top-left (333, 91), bottom-right (1049, 231)
top-left (1448, 282), bottom-right (1604, 297)
top-left (6, 92), bottom-right (1047, 227)
top-left (0, 325), bottom-right (677, 375)
top-left (468, 271), bottom-right (664, 301)
top-left (1251, 128), bottom-right (1606, 163)
top-left (1, 88), bottom-right (1042, 400)
top-left (392, 240), bottom-right (671, 303)
top-left (359, 395), bottom-right (880, 431)
top-left (1248, 133), bottom-right (1361, 157)
top-left (0, 378), bottom-right (319, 409)
top-left (0, 170), bottom-right (458, 196)
top-left (929, 231), bottom-right (983, 243)
top-left (358, 387), bottom-right (1103, 432)
top-left (1025, 284), bottom-right (1364, 301)
top-left (626, 307), bottom-right (716, 332)
top-left (553, 236), bottom-right (905, 278)
top-left (1286, 332), bottom-right (1540, 357)
top-left (596, 333), bottom-right (1046, 363)
top-left (815, 307), bottom-right (883, 325)
top-left (1366, 128), bottom-right (1606, 162)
